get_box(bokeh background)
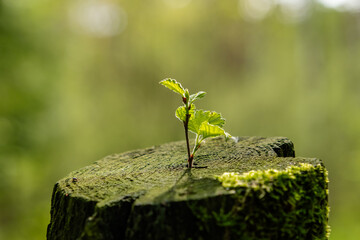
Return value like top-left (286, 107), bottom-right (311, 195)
top-left (1, 0), bottom-right (360, 239)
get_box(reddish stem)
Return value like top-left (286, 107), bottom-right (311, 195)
top-left (188, 154), bottom-right (194, 168)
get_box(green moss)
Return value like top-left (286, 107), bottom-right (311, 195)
top-left (188, 163), bottom-right (330, 240)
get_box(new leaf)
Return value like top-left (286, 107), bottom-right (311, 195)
top-left (188, 110), bottom-right (230, 140)
top-left (159, 78), bottom-right (185, 96)
top-left (199, 122), bottom-right (226, 139)
top-left (175, 104), bottom-right (195, 122)
top-left (188, 110), bottom-right (225, 134)
top-left (189, 91), bottom-right (206, 104)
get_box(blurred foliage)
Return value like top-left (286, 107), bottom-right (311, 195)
top-left (0, 0), bottom-right (360, 239)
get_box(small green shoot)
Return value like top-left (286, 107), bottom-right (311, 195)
top-left (160, 78), bottom-right (231, 168)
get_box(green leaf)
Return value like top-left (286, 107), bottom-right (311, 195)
top-left (175, 104), bottom-right (195, 122)
top-left (175, 106), bottom-right (187, 122)
top-left (208, 111), bottom-right (225, 127)
top-left (159, 78), bottom-right (185, 96)
top-left (188, 110), bottom-right (210, 134)
top-left (188, 110), bottom-right (225, 134)
top-left (198, 122), bottom-right (226, 139)
top-left (189, 91), bottom-right (206, 104)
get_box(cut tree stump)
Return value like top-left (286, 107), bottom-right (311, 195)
top-left (47, 137), bottom-right (330, 240)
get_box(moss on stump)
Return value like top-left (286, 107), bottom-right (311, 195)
top-left (47, 137), bottom-right (330, 240)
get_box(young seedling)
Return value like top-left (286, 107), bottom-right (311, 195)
top-left (159, 78), bottom-right (231, 168)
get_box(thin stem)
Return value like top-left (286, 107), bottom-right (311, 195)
top-left (191, 134), bottom-right (200, 156)
top-left (184, 114), bottom-right (191, 163)
top-left (183, 98), bottom-right (192, 168)
top-left (191, 135), bottom-right (203, 165)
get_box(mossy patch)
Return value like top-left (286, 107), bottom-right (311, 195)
top-left (187, 163), bottom-right (330, 239)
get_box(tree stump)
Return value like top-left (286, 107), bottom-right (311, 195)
top-left (47, 137), bottom-right (330, 240)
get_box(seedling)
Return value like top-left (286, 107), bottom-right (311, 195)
top-left (160, 78), bottom-right (231, 168)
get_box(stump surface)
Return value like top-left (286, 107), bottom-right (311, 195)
top-left (47, 137), bottom-right (328, 240)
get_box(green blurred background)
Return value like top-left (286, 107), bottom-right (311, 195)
top-left (1, 0), bottom-right (359, 239)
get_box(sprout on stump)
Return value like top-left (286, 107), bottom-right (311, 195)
top-left (160, 78), bottom-right (232, 168)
